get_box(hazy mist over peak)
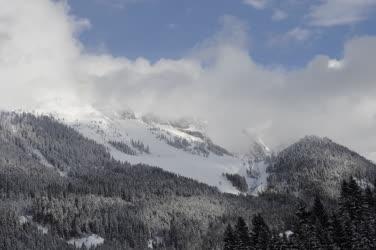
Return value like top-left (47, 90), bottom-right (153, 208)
top-left (1, 0), bottom-right (376, 159)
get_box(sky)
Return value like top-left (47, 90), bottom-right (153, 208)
top-left (69, 0), bottom-right (376, 67)
top-left (0, 0), bottom-right (376, 159)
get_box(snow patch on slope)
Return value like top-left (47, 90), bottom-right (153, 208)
top-left (49, 110), bottom-right (271, 195)
top-left (72, 115), bottom-right (240, 193)
top-left (248, 161), bottom-right (269, 196)
top-left (19, 216), bottom-right (28, 225)
top-left (37, 224), bottom-right (49, 235)
top-left (68, 234), bottom-right (104, 249)
top-left (18, 215), bottom-right (48, 234)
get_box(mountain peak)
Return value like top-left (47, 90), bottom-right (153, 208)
top-left (268, 135), bottom-right (376, 199)
top-left (299, 135), bottom-right (332, 144)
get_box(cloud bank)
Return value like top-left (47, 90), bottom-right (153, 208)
top-left (1, 0), bottom-right (376, 159)
top-left (309, 0), bottom-right (376, 27)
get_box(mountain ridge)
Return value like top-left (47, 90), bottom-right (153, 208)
top-left (62, 109), bottom-right (270, 194)
top-left (0, 111), bottom-right (299, 249)
top-left (9, 109), bottom-right (376, 199)
top-left (267, 134), bottom-right (376, 199)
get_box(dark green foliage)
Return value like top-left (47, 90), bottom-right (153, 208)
top-left (312, 196), bottom-right (329, 227)
top-left (250, 214), bottom-right (270, 250)
top-left (223, 173), bottom-right (249, 192)
top-left (329, 214), bottom-right (346, 249)
top-left (224, 177), bottom-right (376, 249)
top-left (223, 224), bottom-right (236, 250)
top-left (267, 136), bottom-right (376, 200)
top-left (155, 129), bottom-right (231, 157)
top-left (235, 217), bottom-right (251, 249)
top-left (0, 112), bottom-right (298, 249)
top-left (206, 138), bottom-right (232, 156)
top-left (292, 203), bottom-right (322, 249)
top-left (131, 139), bottom-right (150, 154)
top-left (108, 140), bottom-right (137, 155)
top-left (6, 111), bottom-right (376, 249)
top-left (0, 203), bottom-right (74, 250)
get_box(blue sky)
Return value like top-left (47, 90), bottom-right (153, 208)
top-left (69, 0), bottom-right (376, 68)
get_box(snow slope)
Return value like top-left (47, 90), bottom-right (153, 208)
top-left (54, 110), bottom-right (270, 195)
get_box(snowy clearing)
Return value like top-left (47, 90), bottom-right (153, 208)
top-left (67, 234), bottom-right (104, 248)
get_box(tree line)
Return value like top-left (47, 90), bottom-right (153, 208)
top-left (223, 177), bottom-right (376, 249)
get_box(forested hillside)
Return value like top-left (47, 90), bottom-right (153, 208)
top-left (267, 136), bottom-right (376, 200)
top-left (223, 177), bottom-right (376, 249)
top-left (0, 112), bottom-right (297, 249)
top-left (0, 112), bottom-right (375, 249)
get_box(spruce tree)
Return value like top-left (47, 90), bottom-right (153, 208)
top-left (348, 177), bottom-right (362, 220)
top-left (223, 224), bottom-right (236, 250)
top-left (250, 214), bottom-right (270, 250)
top-left (235, 217), bottom-right (251, 250)
top-left (311, 196), bottom-right (330, 248)
top-left (312, 196), bottom-right (329, 227)
top-left (361, 187), bottom-right (375, 248)
top-left (294, 203), bottom-right (322, 249)
top-left (328, 214), bottom-right (345, 249)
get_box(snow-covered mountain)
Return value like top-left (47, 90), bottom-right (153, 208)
top-left (267, 135), bottom-right (376, 199)
top-left (0, 111), bottom-right (297, 249)
top-left (52, 109), bottom-right (271, 195)
top-left (14, 108), bottom-right (376, 201)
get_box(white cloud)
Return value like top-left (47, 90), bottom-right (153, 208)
top-left (0, 0), bottom-right (87, 111)
top-left (285, 27), bottom-right (311, 41)
top-left (309, 0), bottom-right (376, 27)
top-left (268, 27), bottom-right (311, 46)
top-left (272, 9), bottom-right (288, 21)
top-left (1, 0), bottom-right (376, 159)
top-left (243, 0), bottom-right (267, 9)
top-left (327, 59), bottom-right (343, 70)
top-left (80, 34), bottom-right (376, 157)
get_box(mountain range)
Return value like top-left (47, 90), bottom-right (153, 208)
top-left (0, 109), bottom-right (374, 249)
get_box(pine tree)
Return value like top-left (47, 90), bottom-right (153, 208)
top-left (347, 177), bottom-right (362, 220)
top-left (250, 214), bottom-right (270, 250)
top-left (328, 214), bottom-right (345, 249)
top-left (223, 224), bottom-right (236, 250)
top-left (311, 196), bottom-right (330, 248)
top-left (234, 217), bottom-right (251, 250)
top-left (312, 196), bottom-right (329, 227)
top-left (294, 203), bottom-right (322, 249)
top-left (338, 177), bottom-right (366, 249)
top-left (269, 232), bottom-right (291, 250)
top-left (360, 186), bottom-right (375, 248)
